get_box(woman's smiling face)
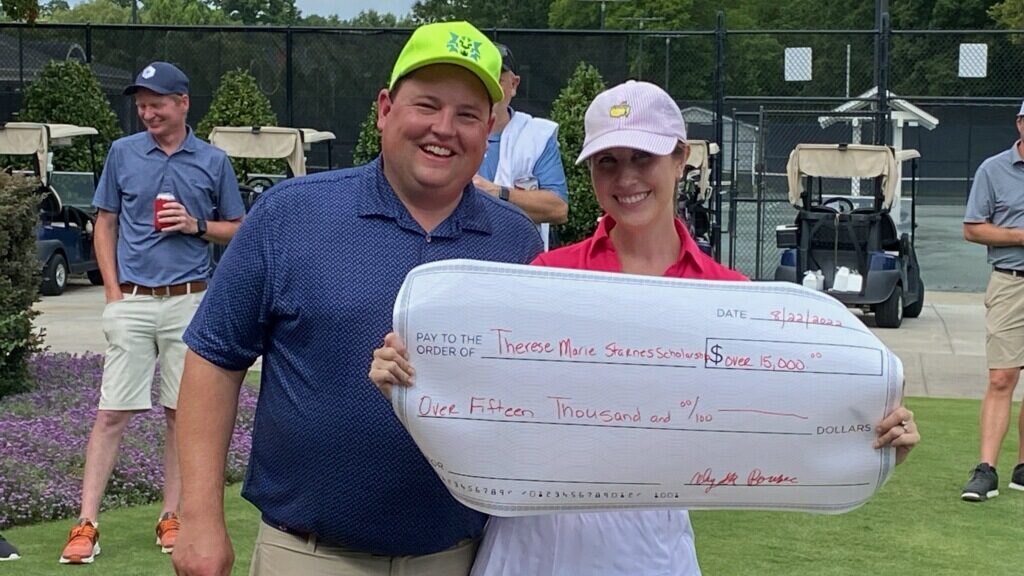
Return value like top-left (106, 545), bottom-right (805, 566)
top-left (588, 146), bottom-right (686, 230)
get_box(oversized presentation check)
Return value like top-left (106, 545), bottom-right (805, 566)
top-left (392, 260), bottom-right (904, 516)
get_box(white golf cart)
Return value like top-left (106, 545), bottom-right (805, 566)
top-left (0, 122), bottom-right (101, 295)
top-left (774, 143), bottom-right (924, 328)
top-left (208, 126), bottom-right (336, 210)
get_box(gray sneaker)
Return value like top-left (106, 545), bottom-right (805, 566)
top-left (1009, 463), bottom-right (1024, 492)
top-left (961, 463), bottom-right (999, 502)
top-left (0, 534), bottom-right (19, 561)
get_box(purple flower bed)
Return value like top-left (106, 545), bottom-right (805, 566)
top-left (0, 352), bottom-right (257, 529)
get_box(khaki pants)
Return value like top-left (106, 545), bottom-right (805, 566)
top-left (985, 270), bottom-right (1024, 369)
top-left (99, 292), bottom-right (204, 410)
top-left (249, 522), bottom-right (478, 576)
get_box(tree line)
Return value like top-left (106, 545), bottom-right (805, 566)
top-left (2, 0), bottom-right (1022, 30)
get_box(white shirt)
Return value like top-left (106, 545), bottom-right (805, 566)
top-left (471, 510), bottom-right (701, 576)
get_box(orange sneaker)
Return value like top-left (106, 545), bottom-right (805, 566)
top-left (59, 518), bottom-right (100, 564)
top-left (156, 512), bottom-right (180, 553)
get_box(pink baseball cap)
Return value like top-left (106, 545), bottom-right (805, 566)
top-left (576, 80), bottom-right (687, 165)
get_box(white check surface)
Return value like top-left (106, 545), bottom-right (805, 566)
top-left (393, 260), bottom-right (903, 516)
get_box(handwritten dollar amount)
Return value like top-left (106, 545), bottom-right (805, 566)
top-left (706, 343), bottom-right (821, 372)
top-left (679, 396), bottom-right (713, 423)
top-left (704, 338), bottom-right (883, 377)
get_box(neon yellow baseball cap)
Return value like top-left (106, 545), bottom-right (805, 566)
top-left (389, 21), bottom-right (504, 103)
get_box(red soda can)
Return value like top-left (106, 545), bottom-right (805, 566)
top-left (154, 192), bottom-right (175, 231)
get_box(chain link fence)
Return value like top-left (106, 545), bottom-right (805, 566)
top-left (2, 22), bottom-right (1021, 286)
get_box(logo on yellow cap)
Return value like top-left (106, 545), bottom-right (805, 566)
top-left (609, 102), bottom-right (630, 118)
top-left (447, 32), bottom-right (482, 62)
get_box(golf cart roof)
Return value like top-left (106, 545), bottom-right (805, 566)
top-left (299, 128), bottom-right (336, 147)
top-left (0, 122), bottom-right (99, 186)
top-left (208, 126), bottom-right (337, 177)
top-left (685, 140), bottom-right (719, 201)
top-left (786, 143), bottom-right (920, 209)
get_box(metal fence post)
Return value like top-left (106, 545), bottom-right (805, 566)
top-left (86, 24), bottom-right (92, 63)
top-left (286, 27), bottom-right (294, 128)
top-left (875, 12), bottom-right (890, 145)
top-left (18, 26), bottom-right (24, 89)
top-left (728, 108), bottom-right (739, 269)
top-left (713, 11), bottom-right (726, 262)
top-left (754, 105), bottom-right (766, 278)
top-left (664, 36), bottom-right (670, 89)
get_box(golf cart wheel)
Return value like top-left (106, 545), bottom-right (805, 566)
top-left (875, 284), bottom-right (904, 328)
top-left (904, 279), bottom-right (925, 319)
top-left (87, 268), bottom-right (104, 286)
top-left (41, 253), bottom-right (68, 296)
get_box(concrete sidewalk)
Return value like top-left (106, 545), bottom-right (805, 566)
top-left (31, 281), bottom-right (1017, 401)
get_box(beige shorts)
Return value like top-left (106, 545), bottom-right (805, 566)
top-left (249, 522), bottom-right (477, 576)
top-left (99, 292), bottom-right (204, 410)
top-left (984, 270), bottom-right (1024, 370)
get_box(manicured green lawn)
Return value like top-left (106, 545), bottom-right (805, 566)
top-left (0, 485), bottom-right (257, 575)
top-left (2, 397), bottom-right (1021, 575)
top-left (693, 397), bottom-right (1024, 575)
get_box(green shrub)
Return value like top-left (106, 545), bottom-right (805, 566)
top-left (352, 100), bottom-right (381, 166)
top-left (0, 172), bottom-right (42, 399)
top-left (196, 69), bottom-right (285, 180)
top-left (550, 61), bottom-right (606, 245)
top-left (12, 60), bottom-right (122, 173)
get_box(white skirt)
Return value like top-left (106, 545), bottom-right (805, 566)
top-left (471, 510), bottom-right (701, 576)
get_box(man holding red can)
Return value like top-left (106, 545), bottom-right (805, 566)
top-left (59, 61), bottom-right (245, 565)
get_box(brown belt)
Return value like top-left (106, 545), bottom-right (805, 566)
top-left (119, 281), bottom-right (207, 297)
top-left (994, 267), bottom-right (1024, 278)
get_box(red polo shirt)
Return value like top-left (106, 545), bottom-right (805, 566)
top-left (533, 216), bottom-right (748, 281)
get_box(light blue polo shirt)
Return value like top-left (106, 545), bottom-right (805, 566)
top-left (93, 128), bottom-right (245, 286)
top-left (479, 109), bottom-right (569, 203)
top-left (964, 141), bottom-right (1024, 270)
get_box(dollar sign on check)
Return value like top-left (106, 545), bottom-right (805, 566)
top-left (709, 344), bottom-right (723, 365)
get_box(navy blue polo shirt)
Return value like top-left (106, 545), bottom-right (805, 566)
top-left (93, 128), bottom-right (244, 286)
top-left (184, 157), bottom-right (543, 555)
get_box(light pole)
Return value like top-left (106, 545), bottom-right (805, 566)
top-left (576, 0), bottom-right (631, 30)
top-left (620, 17), bottom-right (664, 80)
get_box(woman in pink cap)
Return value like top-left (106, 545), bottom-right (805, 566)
top-left (472, 80), bottom-right (918, 576)
top-left (371, 80), bottom-right (920, 575)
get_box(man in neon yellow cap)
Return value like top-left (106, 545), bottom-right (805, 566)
top-left (171, 20), bottom-right (543, 576)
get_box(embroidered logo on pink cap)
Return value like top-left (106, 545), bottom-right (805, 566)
top-left (577, 80), bottom-right (687, 164)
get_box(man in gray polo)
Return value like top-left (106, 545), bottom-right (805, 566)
top-left (960, 100), bottom-right (1024, 502)
top-left (59, 61), bottom-right (245, 564)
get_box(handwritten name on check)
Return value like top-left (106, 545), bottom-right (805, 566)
top-left (391, 260), bottom-right (904, 516)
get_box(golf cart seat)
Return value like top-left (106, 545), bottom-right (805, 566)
top-left (776, 143), bottom-right (924, 328)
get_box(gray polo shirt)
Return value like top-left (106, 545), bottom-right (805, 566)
top-left (964, 141), bottom-right (1024, 270)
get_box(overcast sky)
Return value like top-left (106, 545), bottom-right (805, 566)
top-left (301, 0), bottom-right (416, 19)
